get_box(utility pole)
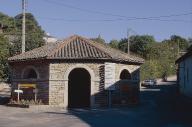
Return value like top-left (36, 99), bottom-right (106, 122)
top-left (22, 0), bottom-right (26, 53)
top-left (127, 28), bottom-right (130, 55)
top-left (177, 40), bottom-right (180, 58)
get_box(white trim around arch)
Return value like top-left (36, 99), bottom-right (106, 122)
top-left (118, 66), bottom-right (132, 80)
top-left (63, 64), bottom-right (96, 108)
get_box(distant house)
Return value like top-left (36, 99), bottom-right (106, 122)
top-left (43, 33), bottom-right (57, 43)
top-left (8, 35), bottom-right (144, 108)
top-left (176, 46), bottom-right (192, 97)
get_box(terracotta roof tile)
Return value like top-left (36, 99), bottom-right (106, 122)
top-left (8, 35), bottom-right (144, 64)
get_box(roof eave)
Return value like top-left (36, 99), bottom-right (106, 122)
top-left (46, 57), bottom-right (145, 64)
top-left (8, 57), bottom-right (47, 63)
top-left (8, 57), bottom-right (144, 65)
top-left (176, 51), bottom-right (192, 64)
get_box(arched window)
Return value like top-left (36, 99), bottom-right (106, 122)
top-left (120, 69), bottom-right (131, 80)
top-left (23, 68), bottom-right (38, 79)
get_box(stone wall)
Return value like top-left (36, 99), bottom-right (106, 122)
top-left (112, 63), bottom-right (140, 106)
top-left (115, 63), bottom-right (140, 81)
top-left (10, 61), bottom-right (49, 80)
top-left (48, 62), bottom-right (140, 107)
top-left (10, 61), bottom-right (50, 104)
top-left (9, 60), bottom-right (141, 107)
top-left (49, 80), bottom-right (65, 105)
top-left (49, 62), bottom-right (103, 106)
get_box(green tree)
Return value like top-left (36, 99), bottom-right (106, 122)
top-left (0, 12), bottom-right (15, 31)
top-left (0, 35), bottom-right (9, 80)
top-left (10, 13), bottom-right (45, 55)
top-left (118, 38), bottom-right (128, 52)
top-left (109, 39), bottom-right (119, 49)
top-left (170, 35), bottom-right (189, 51)
top-left (118, 35), bottom-right (156, 58)
top-left (91, 34), bottom-right (105, 44)
top-left (130, 35), bottom-right (155, 58)
top-left (0, 12), bottom-right (45, 80)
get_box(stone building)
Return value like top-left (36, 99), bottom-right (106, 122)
top-left (43, 33), bottom-right (57, 44)
top-left (8, 35), bottom-right (144, 108)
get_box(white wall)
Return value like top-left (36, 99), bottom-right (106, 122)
top-left (179, 55), bottom-right (192, 97)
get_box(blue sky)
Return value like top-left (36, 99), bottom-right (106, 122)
top-left (0, 0), bottom-right (192, 42)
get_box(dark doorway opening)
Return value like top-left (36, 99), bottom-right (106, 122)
top-left (120, 69), bottom-right (131, 80)
top-left (23, 68), bottom-right (37, 79)
top-left (68, 68), bottom-right (91, 108)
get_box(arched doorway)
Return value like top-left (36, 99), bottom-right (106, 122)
top-left (23, 67), bottom-right (38, 79)
top-left (21, 67), bottom-right (38, 101)
top-left (120, 69), bottom-right (132, 80)
top-left (68, 68), bottom-right (91, 108)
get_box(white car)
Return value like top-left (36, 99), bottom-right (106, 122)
top-left (142, 80), bottom-right (156, 86)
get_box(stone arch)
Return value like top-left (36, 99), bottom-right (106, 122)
top-left (120, 69), bottom-right (132, 80)
top-left (68, 68), bottom-right (91, 108)
top-left (63, 64), bottom-right (96, 108)
top-left (118, 66), bottom-right (132, 80)
top-left (22, 66), bottom-right (39, 79)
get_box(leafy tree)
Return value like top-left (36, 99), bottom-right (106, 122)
top-left (118, 38), bottom-right (128, 52)
top-left (130, 35), bottom-right (155, 58)
top-left (118, 35), bottom-right (156, 58)
top-left (91, 34), bottom-right (105, 44)
top-left (0, 35), bottom-right (9, 80)
top-left (140, 60), bottom-right (162, 80)
top-left (0, 12), bottom-right (45, 80)
top-left (109, 39), bottom-right (119, 49)
top-left (170, 35), bottom-right (189, 51)
top-left (0, 12), bottom-right (15, 31)
top-left (10, 13), bottom-right (45, 55)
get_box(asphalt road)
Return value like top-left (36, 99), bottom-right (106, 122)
top-left (0, 81), bottom-right (192, 127)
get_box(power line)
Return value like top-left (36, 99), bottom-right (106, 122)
top-left (36, 16), bottom-right (192, 23)
top-left (41, 0), bottom-right (131, 18)
top-left (41, 0), bottom-right (192, 20)
top-left (36, 17), bottom-right (124, 22)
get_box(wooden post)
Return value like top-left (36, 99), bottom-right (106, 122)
top-left (18, 85), bottom-right (20, 103)
top-left (35, 89), bottom-right (37, 102)
top-left (33, 89), bottom-right (38, 102)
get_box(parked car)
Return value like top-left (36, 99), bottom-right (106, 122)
top-left (141, 79), bottom-right (157, 86)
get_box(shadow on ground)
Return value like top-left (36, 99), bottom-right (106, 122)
top-left (44, 82), bottom-right (192, 127)
top-left (1, 82), bottom-right (192, 127)
top-left (0, 88), bottom-right (11, 105)
top-left (0, 96), bottom-right (10, 105)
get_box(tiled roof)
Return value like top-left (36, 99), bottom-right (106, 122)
top-left (8, 35), bottom-right (144, 64)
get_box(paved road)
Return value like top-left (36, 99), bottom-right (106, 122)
top-left (0, 82), bottom-right (192, 127)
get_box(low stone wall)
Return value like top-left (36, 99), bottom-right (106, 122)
top-left (11, 81), bottom-right (49, 104)
top-left (0, 82), bottom-right (10, 91)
